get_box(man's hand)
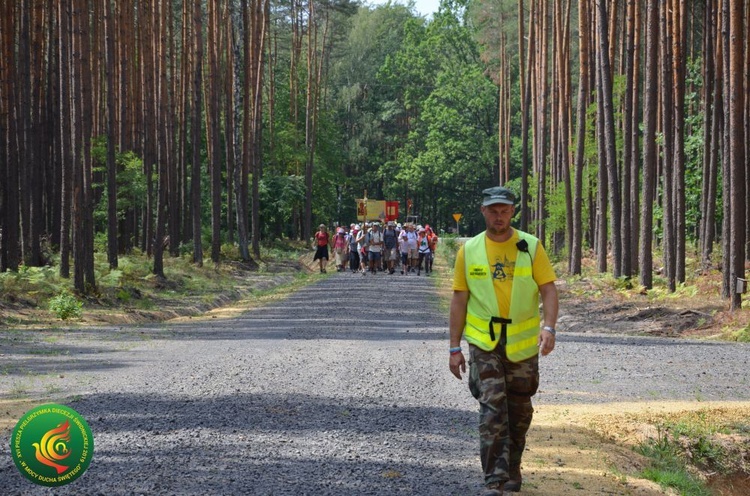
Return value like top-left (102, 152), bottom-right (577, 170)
top-left (449, 352), bottom-right (466, 379)
top-left (538, 330), bottom-right (555, 356)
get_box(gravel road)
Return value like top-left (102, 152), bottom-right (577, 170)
top-left (2, 270), bottom-right (749, 495)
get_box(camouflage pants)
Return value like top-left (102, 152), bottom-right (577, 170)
top-left (468, 344), bottom-right (539, 486)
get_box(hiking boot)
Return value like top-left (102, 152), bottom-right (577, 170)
top-left (482, 481), bottom-right (504, 496)
top-left (505, 467), bottom-right (522, 492)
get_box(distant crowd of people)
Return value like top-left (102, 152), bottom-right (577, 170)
top-left (312, 221), bottom-right (438, 276)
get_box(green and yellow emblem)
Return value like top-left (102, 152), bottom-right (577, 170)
top-left (10, 403), bottom-right (93, 486)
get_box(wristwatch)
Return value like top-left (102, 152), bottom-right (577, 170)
top-left (542, 325), bottom-right (556, 336)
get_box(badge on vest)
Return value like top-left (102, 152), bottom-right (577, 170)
top-left (468, 264), bottom-right (489, 279)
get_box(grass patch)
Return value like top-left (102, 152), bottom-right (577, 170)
top-left (1, 239), bottom-right (314, 328)
top-left (634, 408), bottom-right (749, 495)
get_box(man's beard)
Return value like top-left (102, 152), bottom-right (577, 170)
top-left (487, 224), bottom-right (510, 236)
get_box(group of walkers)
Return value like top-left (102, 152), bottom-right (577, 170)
top-left (312, 221), bottom-right (438, 276)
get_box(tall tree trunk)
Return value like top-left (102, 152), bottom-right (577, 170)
top-left (238, 0), bottom-right (252, 262)
top-left (571, 0), bottom-right (589, 275)
top-left (208, 0), bottom-right (222, 265)
top-left (728, 0), bottom-right (746, 309)
top-left (18, 1), bottom-right (32, 266)
top-left (660, 0), bottom-right (675, 291)
top-left (595, 37), bottom-right (608, 273)
top-left (57, 1), bottom-right (72, 278)
top-left (192, 0), bottom-right (204, 266)
top-left (140, 0), bottom-right (155, 257)
top-left (223, 1), bottom-right (236, 245)
top-left (250, 0), bottom-right (268, 259)
top-left (153, 0), bottom-right (170, 278)
top-left (639, 0), bottom-right (659, 289)
top-left (535, 0), bottom-right (550, 243)
top-left (105, 0), bottom-right (118, 269)
top-left (721, 0), bottom-right (731, 298)
top-left (621, 0), bottom-right (637, 277)
top-left (303, 0), bottom-right (317, 241)
top-left (520, 0), bottom-right (536, 231)
top-left (629, 0), bottom-right (641, 274)
top-left (671, 0), bottom-right (687, 285)
top-left (28, 0), bottom-right (45, 267)
top-left (180, 0), bottom-right (192, 247)
top-left (2, 1), bottom-right (21, 272)
top-left (596, 0), bottom-right (622, 277)
top-left (701, 1), bottom-right (719, 267)
top-left (166, 0), bottom-right (180, 258)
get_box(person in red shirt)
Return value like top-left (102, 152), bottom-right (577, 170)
top-left (425, 225), bottom-right (438, 274)
top-left (313, 224), bottom-right (330, 273)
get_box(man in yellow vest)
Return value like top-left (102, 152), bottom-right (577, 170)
top-left (449, 186), bottom-right (558, 495)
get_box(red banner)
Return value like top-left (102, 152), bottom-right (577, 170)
top-left (386, 201), bottom-right (399, 221)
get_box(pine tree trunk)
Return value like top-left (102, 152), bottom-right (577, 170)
top-left (180, 0), bottom-right (192, 246)
top-left (639, 0), bottom-right (659, 289)
top-left (1, 1), bottom-right (21, 272)
top-left (520, 0), bottom-right (536, 232)
top-left (237, 0), bottom-right (252, 262)
top-left (223, 1), bottom-right (235, 245)
top-left (728, 0), bottom-right (746, 309)
top-left (629, 0), bottom-right (641, 274)
top-left (192, 0), bottom-right (204, 267)
top-left (303, 0), bottom-right (316, 241)
top-left (671, 0), bottom-right (687, 285)
top-left (208, 0), bottom-right (222, 265)
top-left (596, 0), bottom-right (622, 278)
top-left (621, 0), bottom-right (637, 277)
top-left (571, 0), bottom-right (589, 275)
top-left (153, 0), bottom-right (170, 279)
top-left (659, 0), bottom-right (676, 291)
top-left (105, 0), bottom-right (118, 269)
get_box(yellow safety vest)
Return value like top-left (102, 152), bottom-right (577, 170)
top-left (463, 230), bottom-right (541, 362)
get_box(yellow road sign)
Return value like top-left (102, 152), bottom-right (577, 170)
top-left (452, 213), bottom-right (462, 222)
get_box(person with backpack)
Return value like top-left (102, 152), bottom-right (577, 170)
top-left (365, 223), bottom-right (384, 274)
top-left (356, 224), bottom-right (369, 275)
top-left (382, 221), bottom-right (399, 274)
top-left (417, 226), bottom-right (431, 276)
top-left (332, 227), bottom-right (348, 272)
top-left (425, 225), bottom-right (438, 274)
top-left (347, 225), bottom-right (360, 273)
top-left (313, 224), bottom-right (330, 274)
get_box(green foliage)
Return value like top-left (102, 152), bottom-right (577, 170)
top-left (730, 322), bottom-right (750, 342)
top-left (0, 266), bottom-right (59, 299)
top-left (437, 235), bottom-right (460, 273)
top-left (635, 408), bottom-right (749, 495)
top-left (259, 175), bottom-right (306, 238)
top-left (543, 181), bottom-right (569, 240)
top-left (636, 427), bottom-right (711, 496)
top-left (48, 291), bottom-right (83, 321)
top-left (683, 56), bottom-right (708, 243)
top-left (90, 136), bottom-right (147, 232)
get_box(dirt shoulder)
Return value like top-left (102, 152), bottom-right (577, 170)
top-left (525, 401), bottom-right (750, 496)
